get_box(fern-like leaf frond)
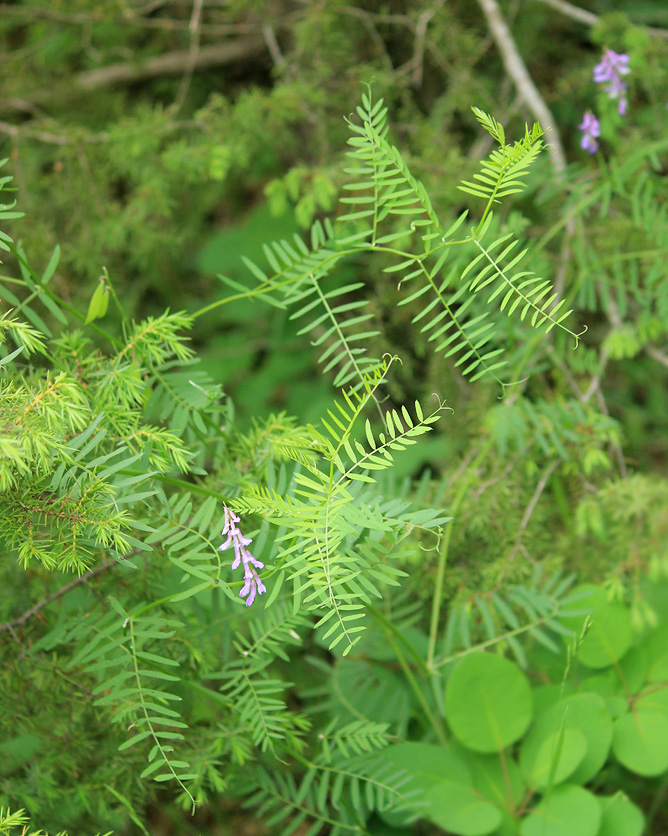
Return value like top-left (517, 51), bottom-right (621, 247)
top-left (459, 108), bottom-right (544, 227)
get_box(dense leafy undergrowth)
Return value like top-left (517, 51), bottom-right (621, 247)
top-left (2, 2), bottom-right (668, 835)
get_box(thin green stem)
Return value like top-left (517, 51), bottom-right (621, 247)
top-left (127, 619), bottom-right (196, 812)
top-left (192, 240), bottom-right (466, 321)
top-left (426, 436), bottom-right (495, 670)
top-left (366, 603), bottom-right (430, 676)
top-left (375, 615), bottom-right (447, 746)
top-left (432, 602), bottom-right (561, 670)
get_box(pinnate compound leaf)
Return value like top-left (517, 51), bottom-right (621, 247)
top-left (445, 653), bottom-right (532, 753)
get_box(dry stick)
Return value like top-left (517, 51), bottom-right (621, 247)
top-left (477, 0), bottom-right (566, 174)
top-left (535, 0), bottom-right (668, 39)
top-left (595, 386), bottom-right (628, 478)
top-left (262, 24), bottom-right (285, 69)
top-left (0, 558), bottom-right (116, 634)
top-left (336, 6), bottom-right (398, 74)
top-left (76, 35), bottom-right (266, 90)
top-left (646, 344), bottom-right (668, 370)
top-left (412, 3), bottom-right (442, 87)
top-left (534, 0), bottom-right (596, 26)
top-left (582, 347), bottom-right (609, 403)
top-left (478, 0), bottom-right (576, 315)
top-left (172, 0), bottom-right (206, 113)
top-left (0, 2), bottom-right (261, 34)
top-left (0, 119), bottom-right (73, 146)
top-left (507, 458), bottom-right (560, 563)
top-left (0, 117), bottom-right (204, 147)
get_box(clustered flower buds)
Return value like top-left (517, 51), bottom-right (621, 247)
top-left (220, 506), bottom-right (266, 607)
top-left (579, 48), bottom-right (630, 155)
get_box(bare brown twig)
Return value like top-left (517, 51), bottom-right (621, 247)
top-left (534, 0), bottom-right (668, 39)
top-left (508, 459), bottom-right (560, 562)
top-left (76, 35), bottom-right (266, 90)
top-left (0, 559), bottom-right (116, 635)
top-left (0, 3), bottom-right (256, 36)
top-left (172, 0), bottom-right (205, 113)
top-left (645, 344), bottom-right (668, 370)
top-left (476, 0), bottom-right (567, 174)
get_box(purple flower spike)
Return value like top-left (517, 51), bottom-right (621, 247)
top-left (579, 111), bottom-right (601, 154)
top-left (220, 506), bottom-right (266, 607)
top-left (593, 48), bottom-right (630, 115)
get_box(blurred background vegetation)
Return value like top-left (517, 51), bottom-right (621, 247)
top-left (2, 0), bottom-right (668, 833)
top-left (0, 0), bottom-right (665, 441)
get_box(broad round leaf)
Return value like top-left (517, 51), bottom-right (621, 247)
top-left (560, 586), bottom-right (632, 669)
top-left (461, 749), bottom-right (525, 812)
top-left (445, 654), bottom-right (532, 753)
top-left (520, 694), bottom-right (612, 786)
top-left (578, 603), bottom-right (632, 669)
top-left (384, 743), bottom-right (501, 836)
top-left (605, 696), bottom-right (629, 719)
top-left (529, 729), bottom-right (587, 788)
top-left (492, 812), bottom-right (520, 836)
top-left (612, 710), bottom-right (668, 776)
top-left (520, 785), bottom-right (601, 836)
top-left (598, 794), bottom-right (644, 836)
top-left (648, 653), bottom-right (668, 683)
top-left (380, 743), bottom-right (469, 827)
top-left (386, 742), bottom-right (471, 785)
top-left (424, 782), bottom-right (502, 836)
top-left (644, 622), bottom-right (668, 667)
top-left (578, 673), bottom-right (616, 700)
top-left (635, 684), bottom-right (668, 714)
top-left (616, 646), bottom-right (648, 693)
top-left (533, 683), bottom-right (575, 716)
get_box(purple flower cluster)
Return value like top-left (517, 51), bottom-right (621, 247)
top-left (579, 48), bottom-right (630, 155)
top-left (593, 48), bottom-right (631, 116)
top-left (579, 111), bottom-right (601, 155)
top-left (220, 506), bottom-right (266, 607)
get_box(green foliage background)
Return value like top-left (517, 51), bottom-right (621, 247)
top-left (2, 0), bottom-right (668, 834)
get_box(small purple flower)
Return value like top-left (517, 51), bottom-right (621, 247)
top-left (579, 111), bottom-right (601, 154)
top-left (593, 49), bottom-right (630, 83)
top-left (593, 48), bottom-right (630, 116)
top-left (220, 506), bottom-right (266, 606)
